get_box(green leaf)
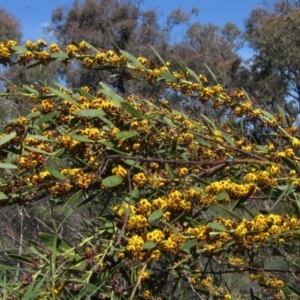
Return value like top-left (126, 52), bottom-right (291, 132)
top-left (70, 134), bottom-right (94, 143)
top-left (261, 109), bottom-right (275, 120)
top-left (142, 241), bottom-right (157, 250)
top-left (0, 163), bottom-right (17, 169)
top-left (38, 232), bottom-right (56, 250)
top-left (99, 82), bottom-right (122, 107)
top-left (116, 131), bottom-right (138, 139)
top-left (208, 222), bottom-right (228, 232)
top-left (35, 111), bottom-right (60, 125)
top-left (50, 52), bottom-right (69, 60)
top-left (102, 175), bottom-right (123, 188)
top-left (97, 115), bottom-right (114, 126)
top-left (45, 166), bottom-right (66, 180)
top-left (219, 205), bottom-right (242, 221)
top-left (170, 138), bottom-right (177, 155)
top-left (11, 46), bottom-right (27, 53)
top-left (7, 254), bottom-right (35, 264)
top-left (0, 132), bottom-right (16, 146)
top-left (216, 191), bottom-right (228, 201)
top-left (98, 140), bottom-right (128, 155)
top-left (54, 148), bottom-right (65, 157)
top-left (196, 137), bottom-right (208, 146)
top-left (287, 284), bottom-right (300, 296)
top-left (165, 163), bottom-right (174, 180)
top-left (27, 134), bottom-right (50, 141)
top-left (23, 85), bottom-right (39, 94)
top-left (72, 109), bottom-right (105, 118)
top-left (180, 239), bottom-right (198, 250)
top-left (121, 101), bottom-right (145, 120)
top-left (277, 106), bottom-right (287, 125)
top-left (200, 114), bottom-right (216, 129)
top-left (159, 72), bottom-right (178, 82)
top-left (26, 60), bottom-right (43, 69)
top-left (186, 67), bottom-right (201, 83)
top-left (148, 209), bottom-right (164, 222)
top-left (38, 232), bottom-right (72, 252)
top-left (270, 185), bottom-right (294, 211)
top-left (24, 146), bottom-right (51, 155)
top-left (48, 87), bottom-right (79, 106)
top-left (163, 116), bottom-right (175, 127)
top-left (150, 46), bottom-right (166, 66)
top-left (120, 49), bottom-right (143, 67)
top-left (221, 132), bottom-right (235, 147)
top-left (0, 192), bottom-right (8, 200)
top-left (54, 82), bottom-right (73, 94)
top-left (61, 189), bottom-right (83, 214)
top-left (281, 156), bottom-right (300, 173)
top-left (250, 287), bottom-right (262, 300)
top-left (204, 63), bottom-right (218, 84)
top-left (256, 145), bottom-right (268, 153)
top-left (73, 88), bottom-right (95, 101)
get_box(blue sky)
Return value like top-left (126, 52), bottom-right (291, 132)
top-left (1, 0), bottom-right (266, 58)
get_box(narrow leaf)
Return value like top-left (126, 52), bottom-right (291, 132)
top-left (35, 111), bottom-right (60, 125)
top-left (0, 163), bottom-right (17, 169)
top-left (221, 132), bottom-right (235, 147)
top-left (73, 109), bottom-right (105, 118)
top-left (281, 156), bottom-right (300, 173)
top-left (208, 222), bottom-right (228, 232)
top-left (121, 101), bottom-right (145, 120)
top-left (163, 116), bottom-right (175, 127)
top-left (73, 88), bottom-right (95, 101)
top-left (45, 166), bottom-right (66, 180)
top-left (120, 49), bottom-right (143, 67)
top-left (204, 63), bottom-right (218, 83)
top-left (159, 72), bottom-right (177, 82)
top-left (70, 134), bottom-right (94, 143)
top-left (180, 239), bottom-right (198, 250)
top-left (102, 175), bottom-right (123, 188)
top-left (116, 131), bottom-right (138, 139)
top-left (148, 209), bottom-right (164, 222)
top-left (11, 46), bottom-right (27, 53)
top-left (150, 46), bottom-right (166, 66)
top-left (0, 192), bottom-right (8, 200)
top-left (100, 82), bottom-right (122, 107)
top-left (24, 146), bottom-right (51, 155)
top-left (142, 241), bottom-right (157, 250)
top-left (61, 189), bottom-right (83, 214)
top-left (50, 52), bottom-right (69, 60)
top-left (23, 85), bottom-right (38, 94)
top-left (7, 254), bottom-right (35, 264)
top-left (0, 132), bottom-right (16, 146)
top-left (261, 109), bottom-right (275, 120)
top-left (216, 191), bottom-right (228, 201)
top-left (48, 87), bottom-right (79, 106)
top-left (186, 67), bottom-right (201, 83)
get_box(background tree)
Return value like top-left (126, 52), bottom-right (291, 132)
top-left (46, 0), bottom-right (245, 109)
top-left (244, 0), bottom-right (300, 115)
top-left (0, 8), bottom-right (23, 126)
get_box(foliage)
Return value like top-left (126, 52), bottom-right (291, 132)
top-left (1, 39), bottom-right (300, 299)
top-left (244, 0), bottom-right (300, 114)
top-left (46, 0), bottom-right (243, 100)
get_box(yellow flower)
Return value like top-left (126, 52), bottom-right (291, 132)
top-left (291, 138), bottom-right (300, 148)
top-left (138, 270), bottom-right (149, 281)
top-left (146, 229), bottom-right (165, 243)
top-left (133, 173), bottom-right (147, 186)
top-left (49, 43), bottom-right (60, 53)
top-left (112, 165), bottom-right (127, 177)
top-left (178, 167), bottom-right (189, 177)
top-left (126, 235), bottom-right (144, 254)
